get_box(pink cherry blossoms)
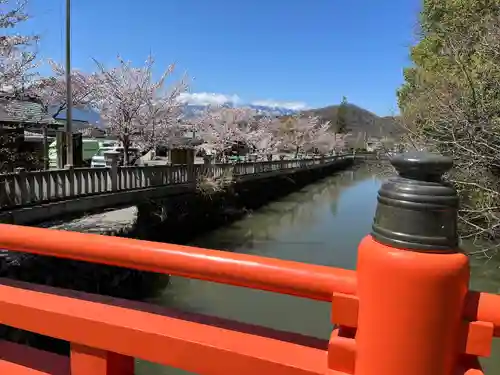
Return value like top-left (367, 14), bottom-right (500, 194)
top-left (0, 0), bottom-right (38, 90)
top-left (91, 55), bottom-right (188, 164)
top-left (192, 107), bottom-right (347, 161)
top-left (28, 59), bottom-right (99, 118)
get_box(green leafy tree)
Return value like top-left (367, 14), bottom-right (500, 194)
top-left (398, 0), bottom-right (500, 254)
top-left (336, 96), bottom-right (349, 133)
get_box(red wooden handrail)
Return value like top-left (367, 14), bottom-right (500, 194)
top-left (0, 223), bottom-right (498, 375)
top-left (2, 224), bottom-right (499, 335)
top-left (0, 224), bottom-right (356, 301)
top-left (0, 279), bottom-right (328, 375)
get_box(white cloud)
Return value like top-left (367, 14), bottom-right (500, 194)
top-left (177, 92), bottom-right (241, 106)
top-left (250, 100), bottom-right (308, 111)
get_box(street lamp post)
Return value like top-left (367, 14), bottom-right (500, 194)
top-left (65, 0), bottom-right (73, 167)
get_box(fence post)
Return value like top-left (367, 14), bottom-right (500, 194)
top-left (65, 164), bottom-right (75, 197)
top-left (14, 167), bottom-right (27, 204)
top-left (104, 151), bottom-right (120, 191)
top-left (355, 152), bottom-right (469, 375)
top-left (70, 344), bottom-right (134, 375)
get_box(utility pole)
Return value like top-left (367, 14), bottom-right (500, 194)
top-left (65, 0), bottom-right (73, 166)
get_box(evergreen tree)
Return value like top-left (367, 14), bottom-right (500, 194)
top-left (398, 0), bottom-right (500, 245)
top-left (336, 96), bottom-right (348, 133)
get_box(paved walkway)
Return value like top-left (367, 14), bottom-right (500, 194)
top-left (0, 207), bottom-right (137, 268)
top-left (40, 206), bottom-right (137, 234)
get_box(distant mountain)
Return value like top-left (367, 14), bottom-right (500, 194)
top-left (50, 103), bottom-right (402, 141)
top-left (50, 107), bottom-right (103, 128)
top-left (301, 104), bottom-right (402, 138)
top-left (55, 103), bottom-right (298, 128)
top-left (247, 104), bottom-right (298, 116)
top-left (182, 103), bottom-right (298, 117)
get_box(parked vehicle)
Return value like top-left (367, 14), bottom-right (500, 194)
top-left (90, 146), bottom-right (140, 168)
top-left (49, 139), bottom-right (118, 169)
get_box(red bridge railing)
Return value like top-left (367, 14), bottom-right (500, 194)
top-left (0, 152), bottom-right (497, 375)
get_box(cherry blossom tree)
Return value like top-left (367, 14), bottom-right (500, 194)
top-left (195, 106), bottom-right (259, 162)
top-left (0, 0), bottom-right (39, 91)
top-left (276, 115), bottom-right (331, 158)
top-left (244, 116), bottom-right (283, 160)
top-left (1, 2), bottom-right (95, 118)
top-left (335, 133), bottom-right (347, 151)
top-left (4, 59), bottom-right (98, 129)
top-left (93, 55), bottom-right (188, 165)
top-left (308, 121), bottom-right (348, 155)
top-left (192, 106), bottom-right (282, 193)
top-left (27, 59), bottom-right (99, 118)
top-left (195, 108), bottom-right (340, 162)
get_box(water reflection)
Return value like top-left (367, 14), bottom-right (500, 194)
top-left (136, 165), bottom-right (500, 374)
top-left (187, 167), bottom-right (378, 267)
top-left (136, 166), bottom-right (380, 374)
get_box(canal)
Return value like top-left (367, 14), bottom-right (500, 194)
top-left (136, 164), bottom-right (500, 374)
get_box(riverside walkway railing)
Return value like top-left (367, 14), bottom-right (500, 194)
top-left (0, 152), bottom-right (498, 375)
top-left (0, 154), bottom-right (351, 210)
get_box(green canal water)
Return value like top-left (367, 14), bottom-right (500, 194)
top-left (136, 165), bottom-right (500, 374)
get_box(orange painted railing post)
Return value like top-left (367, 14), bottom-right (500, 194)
top-left (356, 153), bottom-right (470, 375)
top-left (70, 344), bottom-right (134, 375)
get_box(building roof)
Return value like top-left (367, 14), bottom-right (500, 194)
top-left (78, 126), bottom-right (107, 138)
top-left (54, 118), bottom-right (90, 128)
top-left (23, 130), bottom-right (56, 143)
top-left (166, 136), bottom-right (204, 149)
top-left (0, 93), bottom-right (56, 126)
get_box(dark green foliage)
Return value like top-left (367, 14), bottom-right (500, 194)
top-left (398, 0), bottom-right (500, 251)
top-left (0, 126), bottom-right (42, 172)
top-left (336, 96), bottom-right (349, 133)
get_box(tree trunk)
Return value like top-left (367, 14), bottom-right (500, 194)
top-left (123, 136), bottom-right (130, 166)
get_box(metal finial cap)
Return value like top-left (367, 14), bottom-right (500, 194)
top-left (391, 152), bottom-right (453, 181)
top-left (371, 152), bottom-right (459, 252)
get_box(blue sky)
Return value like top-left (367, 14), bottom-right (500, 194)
top-left (18, 0), bottom-right (421, 116)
